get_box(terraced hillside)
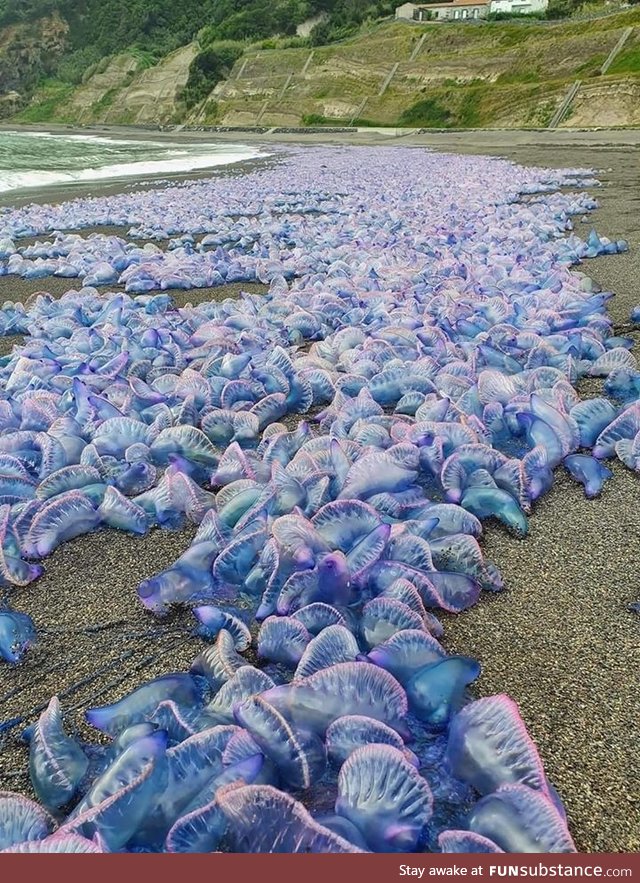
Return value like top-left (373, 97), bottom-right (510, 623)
top-left (205, 10), bottom-right (640, 128)
top-left (16, 8), bottom-right (640, 128)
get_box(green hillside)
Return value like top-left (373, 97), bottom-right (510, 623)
top-left (0, 0), bottom-right (395, 93)
top-left (203, 9), bottom-right (640, 128)
top-left (4, 6), bottom-right (640, 128)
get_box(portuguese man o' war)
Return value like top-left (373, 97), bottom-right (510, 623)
top-left (0, 145), bottom-right (633, 852)
top-left (0, 609), bottom-right (36, 663)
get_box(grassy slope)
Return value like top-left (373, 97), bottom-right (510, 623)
top-left (212, 8), bottom-right (640, 127)
top-left (13, 7), bottom-right (640, 127)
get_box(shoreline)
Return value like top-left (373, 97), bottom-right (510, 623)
top-left (3, 120), bottom-right (640, 143)
top-left (0, 151), bottom-right (281, 210)
top-left (0, 124), bottom-right (639, 208)
top-left (0, 132), bottom-right (637, 852)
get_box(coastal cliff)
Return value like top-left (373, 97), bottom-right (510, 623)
top-left (2, 5), bottom-right (640, 128)
top-left (0, 13), bottom-right (68, 115)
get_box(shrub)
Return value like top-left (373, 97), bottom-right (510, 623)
top-left (545, 0), bottom-right (580, 18)
top-left (398, 97), bottom-right (452, 127)
top-left (91, 87), bottom-right (118, 114)
top-left (302, 112), bottom-right (328, 124)
top-left (56, 46), bottom-right (104, 84)
top-left (180, 42), bottom-right (244, 108)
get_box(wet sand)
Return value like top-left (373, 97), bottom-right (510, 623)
top-left (0, 152), bottom-right (280, 210)
top-left (0, 131), bottom-right (638, 851)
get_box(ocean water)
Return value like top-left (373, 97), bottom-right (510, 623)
top-left (0, 130), bottom-right (265, 195)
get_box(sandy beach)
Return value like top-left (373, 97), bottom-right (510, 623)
top-left (0, 128), bottom-right (638, 852)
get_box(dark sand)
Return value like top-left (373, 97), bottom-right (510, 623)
top-left (431, 138), bottom-right (640, 853)
top-left (0, 131), bottom-right (638, 851)
top-left (0, 274), bottom-right (267, 309)
top-left (0, 524), bottom-right (202, 794)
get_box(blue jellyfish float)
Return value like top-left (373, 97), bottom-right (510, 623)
top-left (0, 145), bottom-right (632, 852)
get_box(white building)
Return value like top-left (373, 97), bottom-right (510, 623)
top-left (395, 0), bottom-right (546, 16)
top-left (396, 2), bottom-right (421, 17)
top-left (489, 0), bottom-right (548, 13)
top-left (395, 0), bottom-right (490, 20)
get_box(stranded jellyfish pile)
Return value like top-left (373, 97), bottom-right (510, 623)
top-left (0, 147), bottom-right (635, 853)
